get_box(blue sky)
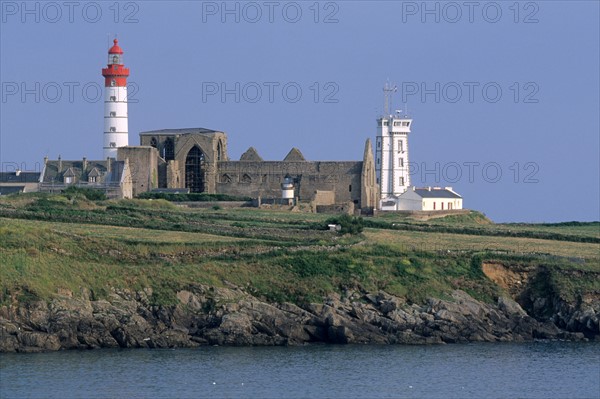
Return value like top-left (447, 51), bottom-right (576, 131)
top-left (1, 1), bottom-right (598, 222)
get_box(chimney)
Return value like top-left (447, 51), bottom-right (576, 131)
top-left (58, 155), bottom-right (62, 173)
top-left (82, 157), bottom-right (88, 171)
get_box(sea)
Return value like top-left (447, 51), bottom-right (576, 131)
top-left (1, 342), bottom-right (599, 399)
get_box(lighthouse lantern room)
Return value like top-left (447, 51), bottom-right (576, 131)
top-left (101, 39), bottom-right (130, 159)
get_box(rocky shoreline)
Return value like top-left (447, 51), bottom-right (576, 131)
top-left (1, 282), bottom-right (598, 352)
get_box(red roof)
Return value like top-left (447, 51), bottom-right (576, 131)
top-left (108, 39), bottom-right (123, 54)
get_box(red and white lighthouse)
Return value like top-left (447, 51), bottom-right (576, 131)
top-left (101, 39), bottom-right (130, 159)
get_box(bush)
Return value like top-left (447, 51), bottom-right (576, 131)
top-left (136, 192), bottom-right (252, 202)
top-left (63, 186), bottom-right (107, 201)
top-left (325, 214), bottom-right (364, 235)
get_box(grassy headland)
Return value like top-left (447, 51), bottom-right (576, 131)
top-left (1, 192), bottom-right (598, 309)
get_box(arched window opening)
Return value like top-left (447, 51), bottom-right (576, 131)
top-left (150, 137), bottom-right (158, 148)
top-left (185, 146), bottom-right (205, 193)
top-left (217, 140), bottom-right (223, 161)
top-left (164, 138), bottom-right (175, 161)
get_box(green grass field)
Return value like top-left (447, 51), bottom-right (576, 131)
top-left (1, 193), bottom-right (598, 308)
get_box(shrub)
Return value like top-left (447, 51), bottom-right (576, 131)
top-left (136, 192), bottom-right (252, 202)
top-left (63, 186), bottom-right (107, 201)
top-left (325, 214), bottom-right (364, 235)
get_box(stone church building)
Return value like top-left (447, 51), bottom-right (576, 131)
top-left (119, 128), bottom-right (378, 212)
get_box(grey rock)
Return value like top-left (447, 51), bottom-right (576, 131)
top-left (0, 285), bottom-right (596, 352)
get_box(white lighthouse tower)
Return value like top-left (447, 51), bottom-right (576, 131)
top-left (375, 83), bottom-right (413, 203)
top-left (102, 39), bottom-right (130, 159)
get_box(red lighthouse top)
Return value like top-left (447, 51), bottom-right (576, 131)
top-left (102, 39), bottom-right (129, 87)
top-left (108, 39), bottom-right (124, 54)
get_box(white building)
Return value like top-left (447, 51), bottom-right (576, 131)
top-left (375, 113), bottom-right (412, 204)
top-left (375, 83), bottom-right (413, 209)
top-left (395, 186), bottom-right (463, 211)
top-left (102, 39), bottom-right (130, 159)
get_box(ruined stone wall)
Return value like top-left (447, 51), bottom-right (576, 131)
top-left (215, 161), bottom-right (363, 204)
top-left (313, 190), bottom-right (335, 206)
top-left (136, 132), bottom-right (376, 208)
top-left (117, 146), bottom-right (158, 197)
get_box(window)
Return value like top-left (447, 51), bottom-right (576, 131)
top-left (399, 177), bottom-right (404, 186)
top-left (441, 202), bottom-right (444, 210)
top-left (110, 127), bottom-right (116, 132)
top-left (217, 140), bottom-right (223, 161)
top-left (433, 202), bottom-right (436, 210)
top-left (348, 184), bottom-right (352, 192)
top-left (110, 96), bottom-right (116, 101)
top-left (64, 176), bottom-right (73, 184)
top-left (150, 137), bottom-right (158, 148)
top-left (394, 121), bottom-right (401, 126)
top-left (110, 112), bottom-right (116, 117)
top-left (383, 121), bottom-right (389, 126)
top-left (110, 142), bottom-right (116, 148)
top-left (164, 138), bottom-right (174, 160)
top-left (89, 176), bottom-right (97, 183)
top-left (402, 121), bottom-right (410, 127)
top-left (377, 158), bottom-right (380, 165)
top-left (377, 140), bottom-right (381, 149)
top-left (399, 158), bottom-right (404, 167)
top-left (398, 140), bottom-right (403, 152)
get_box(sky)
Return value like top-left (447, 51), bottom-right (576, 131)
top-left (1, 1), bottom-right (598, 222)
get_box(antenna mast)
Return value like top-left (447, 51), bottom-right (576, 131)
top-left (383, 81), bottom-right (397, 117)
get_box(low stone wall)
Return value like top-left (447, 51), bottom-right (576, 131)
top-left (316, 202), bottom-right (354, 215)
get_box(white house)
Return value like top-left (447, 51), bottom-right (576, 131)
top-left (395, 186), bottom-right (463, 211)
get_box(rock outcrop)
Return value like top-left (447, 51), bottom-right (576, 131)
top-left (1, 284), bottom-right (596, 352)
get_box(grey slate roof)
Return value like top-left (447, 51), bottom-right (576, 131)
top-left (0, 172), bottom-right (41, 183)
top-left (41, 159), bottom-right (125, 184)
top-left (413, 188), bottom-right (461, 199)
top-left (140, 128), bottom-right (220, 136)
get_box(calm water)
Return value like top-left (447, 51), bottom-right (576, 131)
top-left (1, 342), bottom-right (599, 399)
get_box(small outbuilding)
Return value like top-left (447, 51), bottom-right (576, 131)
top-left (397, 186), bottom-right (463, 211)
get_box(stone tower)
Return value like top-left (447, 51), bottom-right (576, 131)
top-left (102, 39), bottom-right (130, 158)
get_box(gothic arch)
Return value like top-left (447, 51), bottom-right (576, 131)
top-left (164, 138), bottom-right (175, 161)
top-left (217, 140), bottom-right (223, 161)
top-left (185, 146), bottom-right (206, 193)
